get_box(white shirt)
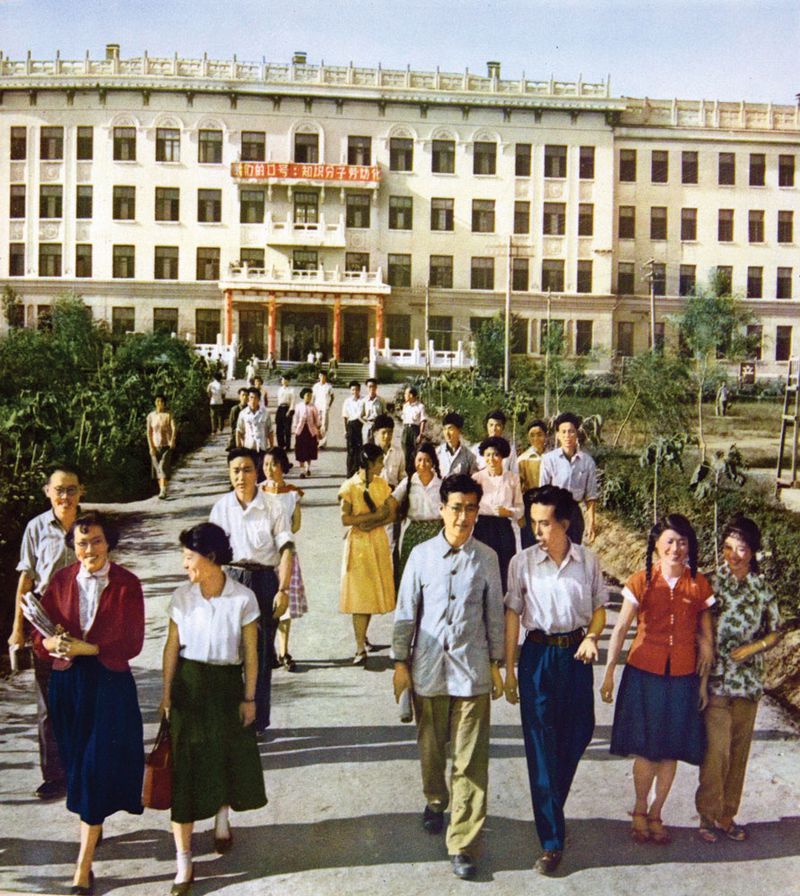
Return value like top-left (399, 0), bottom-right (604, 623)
top-left (207, 380), bottom-right (224, 405)
top-left (437, 441), bottom-right (478, 478)
top-left (539, 447), bottom-right (598, 502)
top-left (363, 394), bottom-right (386, 424)
top-left (237, 406), bottom-right (273, 451)
top-left (277, 385), bottom-right (295, 409)
top-left (312, 381), bottom-right (334, 410)
top-left (169, 575), bottom-right (260, 664)
top-left (343, 396), bottom-right (365, 422)
top-left (379, 445), bottom-right (406, 488)
top-left (505, 542), bottom-right (607, 633)
top-left (77, 561), bottom-right (110, 635)
top-left (472, 469), bottom-right (524, 519)
top-left (474, 441), bottom-right (519, 474)
top-left (392, 473), bottom-right (442, 521)
top-left (209, 490), bottom-right (293, 566)
top-left (401, 401), bottom-right (426, 426)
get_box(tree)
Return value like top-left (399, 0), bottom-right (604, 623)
top-left (640, 434), bottom-right (688, 522)
top-left (1, 285), bottom-right (23, 328)
top-left (689, 444), bottom-right (747, 567)
top-left (474, 313), bottom-right (525, 382)
top-left (613, 351), bottom-right (690, 446)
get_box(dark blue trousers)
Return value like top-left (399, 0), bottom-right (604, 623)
top-left (518, 637), bottom-right (595, 851)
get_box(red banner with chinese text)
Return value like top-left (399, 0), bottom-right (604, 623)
top-left (231, 161), bottom-right (381, 183)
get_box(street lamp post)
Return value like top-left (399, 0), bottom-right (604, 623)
top-left (643, 257), bottom-right (656, 349)
top-left (504, 234), bottom-right (512, 392)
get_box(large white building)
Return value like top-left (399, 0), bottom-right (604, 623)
top-left (1, 46), bottom-right (798, 370)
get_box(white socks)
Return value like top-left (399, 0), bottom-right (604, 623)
top-left (214, 805), bottom-right (231, 840)
top-left (174, 849), bottom-right (192, 884)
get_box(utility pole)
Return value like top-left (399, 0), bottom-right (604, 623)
top-left (424, 280), bottom-right (431, 379)
top-left (643, 258), bottom-right (656, 350)
top-left (504, 234), bottom-right (512, 392)
top-left (543, 288), bottom-right (552, 418)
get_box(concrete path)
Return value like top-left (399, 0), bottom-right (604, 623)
top-left (1, 385), bottom-right (799, 895)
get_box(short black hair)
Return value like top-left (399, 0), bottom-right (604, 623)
top-left (67, 511), bottom-right (120, 550)
top-left (238, 387), bottom-right (249, 396)
top-left (440, 473), bottom-right (483, 505)
top-left (299, 386), bottom-right (313, 398)
top-left (372, 413), bottom-right (394, 431)
top-left (45, 461), bottom-right (84, 484)
top-left (405, 385), bottom-right (419, 397)
top-left (442, 412), bottom-right (465, 429)
top-left (524, 485), bottom-right (575, 524)
top-left (179, 522), bottom-right (233, 566)
top-left (365, 378), bottom-right (378, 386)
top-left (478, 436), bottom-right (510, 458)
top-left (227, 447), bottom-right (259, 468)
top-left (484, 408), bottom-right (507, 425)
top-left (554, 412), bottom-right (581, 431)
top-left (526, 419), bottom-right (548, 433)
top-left (349, 380), bottom-right (361, 389)
top-left (154, 393), bottom-right (167, 403)
top-left (247, 387), bottom-right (261, 398)
top-left (264, 446), bottom-right (292, 474)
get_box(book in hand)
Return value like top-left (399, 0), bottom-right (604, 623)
top-left (20, 592), bottom-right (57, 638)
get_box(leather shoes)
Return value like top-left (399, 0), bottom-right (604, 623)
top-left (534, 849), bottom-right (563, 875)
top-left (214, 830), bottom-right (233, 854)
top-left (170, 871), bottom-right (193, 896)
top-left (70, 870), bottom-right (94, 895)
top-left (35, 779), bottom-right (66, 800)
top-left (422, 805), bottom-right (444, 834)
top-left (450, 853), bottom-right (477, 880)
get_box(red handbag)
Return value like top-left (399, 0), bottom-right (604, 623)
top-left (142, 715), bottom-right (172, 810)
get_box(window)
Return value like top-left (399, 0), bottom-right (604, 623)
top-left (112, 186), bottom-right (135, 220)
top-left (155, 187), bottom-right (179, 222)
top-left (39, 185), bottom-right (63, 219)
top-left (542, 259), bottom-right (565, 292)
top-left (112, 244), bottom-right (135, 278)
top-left (778, 210), bottom-right (793, 243)
top-left (429, 315), bottom-right (453, 351)
top-left (576, 320), bottom-right (593, 355)
top-left (9, 242), bottom-right (25, 276)
top-left (240, 189), bottom-right (265, 224)
top-left (681, 208), bottom-right (697, 241)
top-left (388, 254), bottom-right (411, 287)
top-left (473, 142), bottom-right (496, 175)
top-left (650, 206), bottom-right (667, 240)
top-left (617, 263), bottom-right (635, 295)
top-left (719, 152), bottom-right (735, 185)
top-left (390, 137), bottom-right (413, 171)
top-left (154, 246), bottom-right (179, 280)
top-left (749, 153), bottom-right (765, 186)
top-left (511, 257), bottom-right (529, 292)
top-left (198, 189), bottom-right (221, 223)
top-left (386, 314), bottom-right (411, 348)
top-left (515, 143), bottom-right (531, 176)
top-left (76, 126), bottom-right (93, 160)
top-left (617, 320), bottom-right (635, 356)
top-left (651, 150), bottom-right (668, 183)
top-left (511, 201), bottom-right (530, 234)
top-left (156, 128), bottom-right (180, 162)
top-left (153, 308), bottom-right (179, 335)
top-left (40, 127), bottom-right (64, 160)
top-left (779, 154), bottom-right (795, 187)
top-left (619, 148), bottom-right (636, 181)
top-left (75, 244), bottom-right (92, 278)
top-left (241, 131), bottom-right (265, 162)
top-left (747, 266), bottom-right (763, 298)
top-left (544, 145), bottom-right (567, 178)
top-left (294, 132), bottom-right (319, 163)
top-left (472, 199), bottom-right (495, 233)
top-left (198, 130), bottom-right (223, 164)
top-left (470, 257), bottom-right (494, 290)
top-left (430, 198), bottom-right (454, 231)
top-left (618, 206), bottom-right (635, 239)
top-left (39, 243), bottom-right (62, 276)
top-left (578, 204), bottom-right (594, 237)
top-left (294, 190), bottom-right (319, 224)
top-left (749, 210), bottom-right (764, 243)
top-left (10, 185), bottom-right (25, 218)
top-left (347, 136), bottom-right (371, 166)
top-left (196, 309), bottom-right (221, 343)
top-left (681, 151), bottom-right (698, 184)
top-left (776, 325), bottom-right (792, 361)
top-left (747, 324), bottom-right (763, 360)
top-left (113, 127), bottom-right (136, 161)
top-left (240, 248), bottom-right (265, 268)
top-left (389, 196), bottom-right (413, 230)
top-left (345, 193), bottom-right (370, 228)
top-left (718, 208), bottom-right (734, 242)
top-left (196, 247), bottom-right (220, 280)
top-left (429, 255), bottom-right (453, 288)
top-left (715, 266), bottom-right (733, 295)
top-left (579, 146), bottom-right (595, 179)
top-left (577, 260), bottom-right (593, 293)
top-left (345, 252), bottom-right (370, 273)
top-left (432, 139), bottom-right (455, 174)
top-left (10, 127), bottom-right (26, 160)
top-left (777, 267), bottom-right (793, 299)
top-left (112, 307), bottom-right (135, 335)
top-left (679, 265), bottom-right (696, 296)
top-left (543, 203), bottom-right (566, 236)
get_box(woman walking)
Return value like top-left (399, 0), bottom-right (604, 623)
top-left (391, 441), bottom-right (442, 583)
top-left (147, 393), bottom-right (177, 500)
top-left (292, 387), bottom-right (321, 478)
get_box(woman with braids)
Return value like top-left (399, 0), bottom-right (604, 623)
top-left (695, 515), bottom-right (783, 843)
top-left (391, 441), bottom-right (442, 584)
top-left (600, 514), bottom-right (714, 845)
top-left (338, 443), bottom-right (397, 665)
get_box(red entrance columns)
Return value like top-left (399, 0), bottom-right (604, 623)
top-left (224, 289), bottom-right (233, 344)
top-left (375, 296), bottom-right (384, 350)
top-left (268, 297), bottom-right (277, 356)
top-left (332, 298), bottom-right (342, 361)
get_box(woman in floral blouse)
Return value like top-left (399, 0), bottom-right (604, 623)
top-left (695, 514), bottom-right (783, 843)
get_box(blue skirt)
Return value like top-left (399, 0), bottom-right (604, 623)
top-left (610, 664), bottom-right (706, 765)
top-left (49, 656), bottom-right (144, 825)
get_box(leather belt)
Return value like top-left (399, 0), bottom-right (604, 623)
top-left (228, 561), bottom-right (273, 572)
top-left (527, 628), bottom-right (585, 648)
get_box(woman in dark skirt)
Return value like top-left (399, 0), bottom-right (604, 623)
top-left (161, 523), bottom-right (266, 896)
top-left (471, 436), bottom-right (524, 592)
top-left (35, 511), bottom-right (145, 895)
top-left (600, 514), bottom-right (714, 845)
top-left (292, 387), bottom-right (321, 478)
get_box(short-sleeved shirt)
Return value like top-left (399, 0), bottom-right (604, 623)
top-left (472, 469), bottom-right (524, 519)
top-left (237, 406), bottom-right (273, 451)
top-left (437, 442), bottom-right (478, 478)
top-left (517, 446), bottom-right (544, 493)
top-left (379, 446), bottom-right (406, 489)
top-left (393, 474), bottom-right (442, 521)
top-left (169, 575), bottom-right (260, 664)
top-left (209, 490), bottom-right (293, 567)
top-left (539, 448), bottom-right (598, 502)
top-left (401, 401), bottom-right (426, 426)
top-left (312, 381), bottom-right (334, 410)
top-left (208, 380), bottom-right (224, 405)
top-left (16, 509), bottom-right (75, 591)
top-left (343, 396), bottom-right (365, 422)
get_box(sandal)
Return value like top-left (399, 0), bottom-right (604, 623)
top-left (697, 817), bottom-right (719, 843)
top-left (352, 650), bottom-right (367, 666)
top-left (716, 820), bottom-right (747, 841)
top-left (629, 810), bottom-right (650, 844)
top-left (280, 653), bottom-right (297, 672)
top-left (647, 814), bottom-right (672, 845)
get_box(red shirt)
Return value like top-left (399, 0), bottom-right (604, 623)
top-left (624, 566), bottom-right (713, 677)
top-left (33, 562), bottom-right (145, 672)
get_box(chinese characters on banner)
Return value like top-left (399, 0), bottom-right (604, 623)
top-left (231, 161), bottom-right (381, 182)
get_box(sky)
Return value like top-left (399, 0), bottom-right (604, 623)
top-left (0, 0), bottom-right (798, 104)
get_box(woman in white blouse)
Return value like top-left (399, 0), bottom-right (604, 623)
top-left (391, 441), bottom-right (443, 583)
top-left (160, 523), bottom-right (267, 896)
top-left (472, 436), bottom-right (524, 591)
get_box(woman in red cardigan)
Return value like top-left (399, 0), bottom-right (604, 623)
top-left (34, 511), bottom-right (145, 895)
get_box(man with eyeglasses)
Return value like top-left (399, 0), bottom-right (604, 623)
top-left (392, 473), bottom-right (505, 881)
top-left (8, 462), bottom-right (85, 799)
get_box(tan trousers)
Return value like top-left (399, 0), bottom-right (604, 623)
top-left (414, 692), bottom-right (490, 857)
top-left (695, 694), bottom-right (759, 824)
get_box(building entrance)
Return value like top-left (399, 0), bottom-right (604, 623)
top-left (281, 310), bottom-right (329, 361)
top-left (239, 309), bottom-right (266, 358)
top-left (342, 311), bottom-right (369, 362)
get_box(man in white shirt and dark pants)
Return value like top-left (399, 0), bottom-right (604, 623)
top-left (342, 380), bottom-right (366, 478)
top-left (275, 374), bottom-right (296, 451)
top-left (236, 388), bottom-right (274, 481)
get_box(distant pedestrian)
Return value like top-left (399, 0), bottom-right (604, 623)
top-left (362, 377), bottom-right (386, 442)
top-left (293, 388), bottom-right (321, 478)
top-left (227, 387), bottom-right (249, 452)
top-left (436, 412), bottom-right (478, 478)
top-left (245, 356), bottom-right (257, 385)
top-left (146, 393), bottom-right (177, 500)
top-left (207, 372), bottom-right (225, 434)
top-left (716, 382), bottom-right (730, 417)
top-left (236, 387), bottom-right (274, 480)
top-left (275, 374), bottom-right (296, 451)
top-left (343, 380), bottom-right (366, 477)
top-left (401, 386), bottom-right (427, 477)
top-left (312, 370), bottom-right (334, 448)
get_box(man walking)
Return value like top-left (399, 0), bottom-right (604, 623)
top-left (342, 380), bottom-right (366, 477)
top-left (393, 473), bottom-right (505, 880)
top-left (236, 387), bottom-right (274, 480)
top-left (312, 370), bottom-right (335, 448)
top-left (362, 377), bottom-right (386, 443)
top-left (207, 371), bottom-right (225, 434)
top-left (275, 374), bottom-right (296, 451)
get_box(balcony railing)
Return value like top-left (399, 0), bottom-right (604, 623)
top-left (264, 214), bottom-right (346, 247)
top-left (222, 263), bottom-right (389, 293)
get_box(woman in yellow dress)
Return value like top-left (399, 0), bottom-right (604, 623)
top-left (338, 443), bottom-right (397, 665)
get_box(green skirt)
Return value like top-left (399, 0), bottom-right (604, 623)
top-left (396, 519), bottom-right (443, 586)
top-left (170, 659), bottom-right (267, 823)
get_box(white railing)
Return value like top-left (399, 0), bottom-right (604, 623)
top-left (224, 263), bottom-right (387, 290)
top-left (265, 213), bottom-right (346, 247)
top-left (368, 338), bottom-right (472, 376)
top-left (193, 333), bottom-right (238, 379)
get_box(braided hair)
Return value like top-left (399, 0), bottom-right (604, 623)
top-left (645, 513), bottom-right (699, 583)
top-left (358, 443), bottom-right (384, 512)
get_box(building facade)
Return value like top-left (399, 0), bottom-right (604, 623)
top-left (1, 47), bottom-right (798, 369)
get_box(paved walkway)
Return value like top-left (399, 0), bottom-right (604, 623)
top-left (1, 386), bottom-right (799, 895)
